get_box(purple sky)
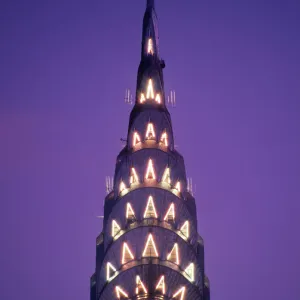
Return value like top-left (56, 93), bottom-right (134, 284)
top-left (1, 0), bottom-right (300, 299)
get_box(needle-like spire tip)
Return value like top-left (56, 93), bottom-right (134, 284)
top-left (147, 0), bottom-right (155, 9)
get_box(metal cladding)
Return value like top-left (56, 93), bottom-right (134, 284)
top-left (91, 1), bottom-right (210, 299)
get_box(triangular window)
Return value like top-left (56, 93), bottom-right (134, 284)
top-left (184, 263), bottom-right (195, 282)
top-left (115, 286), bottom-right (129, 299)
top-left (111, 220), bottom-right (121, 237)
top-left (147, 38), bottom-right (154, 54)
top-left (172, 287), bottom-right (186, 300)
top-left (155, 93), bottom-right (161, 103)
top-left (142, 233), bottom-right (158, 257)
top-left (130, 167), bottom-right (139, 185)
top-left (180, 221), bottom-right (189, 239)
top-left (175, 181), bottom-right (181, 192)
top-left (119, 181), bottom-right (126, 193)
top-left (155, 275), bottom-right (165, 294)
top-left (106, 262), bottom-right (117, 281)
top-left (167, 243), bottom-right (179, 264)
top-left (136, 275), bottom-right (148, 294)
top-left (126, 203), bottom-right (136, 221)
top-left (145, 123), bottom-right (156, 139)
top-left (160, 131), bottom-right (168, 147)
top-left (145, 159), bottom-right (156, 180)
top-left (122, 242), bottom-right (134, 264)
top-left (144, 195), bottom-right (158, 219)
top-left (133, 132), bottom-right (141, 146)
top-left (146, 79), bottom-right (155, 99)
top-left (164, 203), bottom-right (175, 222)
top-left (162, 167), bottom-right (171, 184)
top-left (140, 93), bottom-right (146, 103)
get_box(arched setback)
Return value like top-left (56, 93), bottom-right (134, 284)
top-left (104, 218), bottom-right (204, 257)
top-left (103, 188), bottom-right (198, 249)
top-left (113, 149), bottom-right (187, 198)
top-left (98, 259), bottom-right (203, 300)
top-left (127, 109), bottom-right (174, 150)
top-left (99, 226), bottom-right (202, 288)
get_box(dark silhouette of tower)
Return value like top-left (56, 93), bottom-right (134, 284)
top-left (90, 1), bottom-right (210, 299)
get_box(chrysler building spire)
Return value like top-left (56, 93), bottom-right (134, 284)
top-left (90, 2), bottom-right (211, 300)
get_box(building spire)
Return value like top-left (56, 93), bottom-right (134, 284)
top-left (147, 0), bottom-right (155, 9)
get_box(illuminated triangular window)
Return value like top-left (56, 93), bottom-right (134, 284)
top-left (167, 243), bottom-right (179, 264)
top-left (164, 203), bottom-right (175, 222)
top-left (172, 287), bottom-right (186, 300)
top-left (119, 181), bottom-right (126, 193)
top-left (130, 167), bottom-right (139, 185)
top-left (111, 220), bottom-right (121, 237)
top-left (133, 132), bottom-right (141, 146)
top-left (145, 123), bottom-right (156, 139)
top-left (175, 181), bottom-right (181, 192)
top-left (162, 167), bottom-right (171, 185)
top-left (106, 262), bottom-right (117, 281)
top-left (140, 93), bottom-right (146, 103)
top-left (155, 93), bottom-right (161, 104)
top-left (144, 195), bottom-right (158, 219)
top-left (146, 79), bottom-right (155, 99)
top-left (142, 233), bottom-right (159, 257)
top-left (145, 159), bottom-right (156, 180)
top-left (122, 242), bottom-right (134, 264)
top-left (160, 132), bottom-right (168, 147)
top-left (136, 275), bottom-right (148, 295)
top-left (126, 203), bottom-right (136, 221)
top-left (116, 286), bottom-right (129, 299)
top-left (147, 38), bottom-right (154, 54)
top-left (155, 275), bottom-right (165, 294)
top-left (180, 221), bottom-right (189, 239)
top-left (184, 263), bottom-right (195, 282)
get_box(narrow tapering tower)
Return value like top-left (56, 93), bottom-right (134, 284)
top-left (90, 2), bottom-right (210, 299)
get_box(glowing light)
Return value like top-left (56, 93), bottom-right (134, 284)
top-left (147, 38), bottom-right (154, 54)
top-left (130, 167), bottom-right (139, 185)
top-left (122, 242), bottom-right (134, 264)
top-left (145, 159), bottom-right (156, 180)
top-left (111, 220), bottom-right (121, 237)
top-left (184, 263), bottom-right (195, 282)
top-left (155, 93), bottom-right (161, 103)
top-left (175, 181), bottom-right (181, 192)
top-left (164, 203), bottom-right (175, 222)
top-left (142, 233), bottom-right (158, 257)
top-left (133, 132), bottom-right (141, 146)
top-left (144, 195), bottom-right (158, 219)
top-left (126, 203), bottom-right (136, 220)
top-left (160, 132), bottom-right (168, 147)
top-left (116, 286), bottom-right (129, 299)
top-left (140, 93), bottom-right (146, 103)
top-left (155, 275), bottom-right (165, 294)
top-left (180, 221), bottom-right (189, 238)
top-left (136, 275), bottom-right (148, 295)
top-left (146, 79), bottom-right (155, 99)
top-left (167, 243), bottom-right (179, 265)
top-left (145, 123), bottom-right (156, 139)
top-left (119, 181), bottom-right (126, 193)
top-left (162, 167), bottom-right (171, 185)
top-left (172, 287), bottom-right (186, 300)
top-left (106, 262), bottom-right (117, 281)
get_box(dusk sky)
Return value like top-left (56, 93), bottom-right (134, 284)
top-left (1, 0), bottom-right (300, 299)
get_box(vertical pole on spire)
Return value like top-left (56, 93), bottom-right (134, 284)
top-left (147, 0), bottom-right (155, 9)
